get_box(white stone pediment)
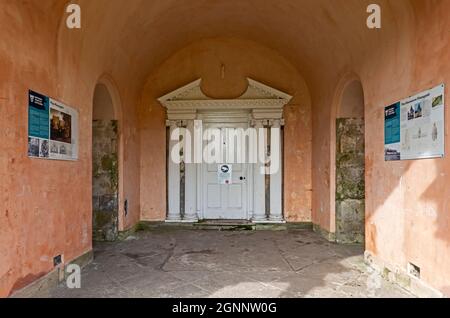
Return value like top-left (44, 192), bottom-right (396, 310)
top-left (158, 78), bottom-right (292, 121)
top-left (160, 79), bottom-right (208, 101)
top-left (159, 78), bottom-right (291, 104)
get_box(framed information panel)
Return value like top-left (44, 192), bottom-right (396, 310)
top-left (28, 90), bottom-right (79, 161)
top-left (385, 84), bottom-right (445, 161)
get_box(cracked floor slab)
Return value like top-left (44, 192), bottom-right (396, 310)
top-left (50, 229), bottom-right (414, 298)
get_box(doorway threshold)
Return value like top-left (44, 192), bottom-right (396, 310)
top-left (198, 219), bottom-right (253, 225)
top-left (165, 219), bottom-right (287, 226)
top-left (135, 220), bottom-right (312, 234)
top-left (165, 219), bottom-right (199, 224)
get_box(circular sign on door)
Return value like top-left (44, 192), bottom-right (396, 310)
top-left (218, 164), bottom-right (232, 185)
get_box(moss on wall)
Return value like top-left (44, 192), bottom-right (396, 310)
top-left (336, 118), bottom-right (365, 244)
top-left (92, 120), bottom-right (119, 241)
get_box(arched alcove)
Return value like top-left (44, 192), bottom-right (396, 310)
top-left (92, 83), bottom-right (120, 241)
top-left (335, 80), bottom-right (365, 244)
top-left (338, 81), bottom-right (365, 119)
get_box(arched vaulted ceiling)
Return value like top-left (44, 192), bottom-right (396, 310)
top-left (38, 0), bottom-right (418, 90)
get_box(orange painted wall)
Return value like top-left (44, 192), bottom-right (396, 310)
top-left (360, 1), bottom-right (450, 296)
top-left (306, 1), bottom-right (450, 295)
top-left (139, 38), bottom-right (312, 222)
top-left (0, 2), bottom-right (91, 296)
top-left (0, 1), bottom-right (143, 296)
top-left (0, 0), bottom-right (449, 297)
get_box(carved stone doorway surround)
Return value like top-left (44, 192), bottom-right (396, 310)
top-left (158, 78), bottom-right (292, 223)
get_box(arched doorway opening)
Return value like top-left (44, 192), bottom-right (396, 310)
top-left (335, 80), bottom-right (365, 244)
top-left (92, 83), bottom-right (119, 241)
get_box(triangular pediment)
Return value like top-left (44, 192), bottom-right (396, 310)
top-left (158, 78), bottom-right (292, 106)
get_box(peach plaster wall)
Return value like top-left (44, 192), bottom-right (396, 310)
top-left (306, 1), bottom-right (449, 295)
top-left (138, 38), bottom-right (312, 223)
top-left (55, 10), bottom-right (143, 234)
top-left (0, 2), bottom-right (143, 297)
top-left (309, 0), bottom-right (417, 236)
top-left (359, 1), bottom-right (450, 296)
top-left (1, 0), bottom-right (448, 298)
top-left (0, 4), bottom-right (92, 297)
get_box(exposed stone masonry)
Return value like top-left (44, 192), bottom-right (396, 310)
top-left (336, 118), bottom-right (365, 244)
top-left (92, 120), bottom-right (119, 241)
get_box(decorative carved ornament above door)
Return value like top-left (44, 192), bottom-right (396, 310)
top-left (158, 78), bottom-right (293, 122)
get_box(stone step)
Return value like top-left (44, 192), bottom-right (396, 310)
top-left (192, 220), bottom-right (292, 231)
top-left (193, 221), bottom-right (255, 231)
top-left (131, 221), bottom-right (312, 235)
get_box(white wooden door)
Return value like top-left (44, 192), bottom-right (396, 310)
top-left (202, 124), bottom-right (249, 220)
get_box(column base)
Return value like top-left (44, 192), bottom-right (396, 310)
top-left (183, 217), bottom-right (199, 223)
top-left (269, 215), bottom-right (284, 223)
top-left (184, 212), bottom-right (199, 223)
top-left (165, 217), bottom-right (182, 223)
top-left (252, 216), bottom-right (268, 223)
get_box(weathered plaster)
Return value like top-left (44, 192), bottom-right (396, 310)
top-left (0, 0), bottom-right (449, 297)
top-left (138, 38), bottom-right (313, 223)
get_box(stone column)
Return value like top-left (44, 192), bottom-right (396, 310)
top-left (269, 119), bottom-right (284, 222)
top-left (167, 120), bottom-right (182, 221)
top-left (252, 120), bottom-right (267, 222)
top-left (194, 120), bottom-right (203, 219)
top-left (184, 119), bottom-right (198, 221)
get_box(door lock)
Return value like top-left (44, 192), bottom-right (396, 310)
top-left (240, 176), bottom-right (246, 181)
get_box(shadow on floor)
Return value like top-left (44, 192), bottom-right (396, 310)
top-left (51, 229), bottom-right (413, 298)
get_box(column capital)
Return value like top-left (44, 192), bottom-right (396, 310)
top-left (252, 119), bottom-right (286, 127)
top-left (268, 119), bottom-right (285, 127)
top-left (251, 119), bottom-right (275, 127)
top-left (250, 119), bottom-right (265, 128)
top-left (166, 120), bottom-right (183, 128)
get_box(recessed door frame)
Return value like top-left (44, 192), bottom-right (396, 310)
top-left (198, 116), bottom-right (253, 220)
top-left (158, 78), bottom-right (292, 223)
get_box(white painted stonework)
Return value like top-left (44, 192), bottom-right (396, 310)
top-left (158, 78), bottom-right (292, 223)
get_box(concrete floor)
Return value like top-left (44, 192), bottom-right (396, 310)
top-left (51, 229), bottom-right (413, 298)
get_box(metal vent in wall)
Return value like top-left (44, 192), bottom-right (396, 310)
top-left (53, 255), bottom-right (63, 267)
top-left (408, 262), bottom-right (421, 279)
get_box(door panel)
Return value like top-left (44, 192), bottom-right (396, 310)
top-left (207, 184), bottom-right (221, 208)
top-left (229, 184), bottom-right (243, 208)
top-left (202, 124), bottom-right (249, 220)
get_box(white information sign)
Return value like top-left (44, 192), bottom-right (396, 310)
top-left (218, 164), bottom-right (232, 185)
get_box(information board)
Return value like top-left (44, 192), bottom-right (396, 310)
top-left (385, 84), bottom-right (445, 161)
top-left (28, 90), bottom-right (79, 161)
